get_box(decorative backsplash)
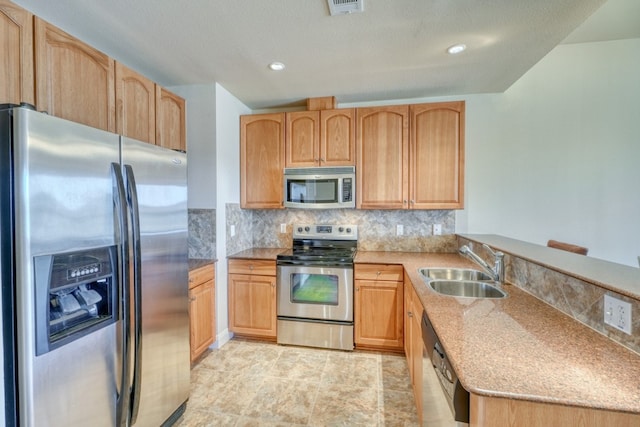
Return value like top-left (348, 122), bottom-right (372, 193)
top-left (225, 203), bottom-right (458, 255)
top-left (457, 237), bottom-right (640, 355)
top-left (188, 208), bottom-right (216, 259)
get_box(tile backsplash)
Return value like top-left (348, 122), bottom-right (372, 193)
top-left (225, 203), bottom-right (458, 255)
top-left (457, 236), bottom-right (640, 355)
top-left (188, 208), bottom-right (216, 259)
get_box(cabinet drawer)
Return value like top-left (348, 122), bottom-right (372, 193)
top-left (188, 264), bottom-right (215, 289)
top-left (355, 264), bottom-right (403, 281)
top-left (228, 259), bottom-right (276, 276)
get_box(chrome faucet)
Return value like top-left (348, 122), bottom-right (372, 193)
top-left (459, 244), bottom-right (504, 283)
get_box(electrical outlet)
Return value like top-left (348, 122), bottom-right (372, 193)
top-left (396, 224), bottom-right (403, 236)
top-left (230, 225), bottom-right (236, 237)
top-left (433, 224), bottom-right (442, 235)
top-left (280, 223), bottom-right (287, 233)
top-left (604, 294), bottom-right (632, 335)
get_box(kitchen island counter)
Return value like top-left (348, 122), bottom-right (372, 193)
top-left (355, 251), bottom-right (640, 417)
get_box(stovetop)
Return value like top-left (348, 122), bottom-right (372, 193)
top-left (277, 224), bottom-right (358, 266)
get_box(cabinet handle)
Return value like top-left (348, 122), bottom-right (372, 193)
top-left (189, 297), bottom-right (196, 301)
top-left (356, 287), bottom-right (359, 291)
top-left (408, 311), bottom-right (413, 318)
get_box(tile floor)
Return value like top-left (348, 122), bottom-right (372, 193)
top-left (176, 339), bottom-right (420, 426)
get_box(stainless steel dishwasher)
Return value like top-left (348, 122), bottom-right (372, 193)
top-left (422, 312), bottom-right (470, 426)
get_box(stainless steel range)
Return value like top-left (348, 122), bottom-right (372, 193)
top-left (276, 224), bottom-right (357, 351)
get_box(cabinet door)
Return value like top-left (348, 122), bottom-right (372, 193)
top-left (34, 18), bottom-right (115, 132)
top-left (410, 290), bottom-right (424, 419)
top-left (240, 113), bottom-right (285, 209)
top-left (0, 0), bottom-right (34, 106)
top-left (355, 279), bottom-right (404, 350)
top-left (320, 108), bottom-right (355, 166)
top-left (228, 274), bottom-right (276, 338)
top-left (155, 86), bottom-right (186, 151)
top-left (189, 279), bottom-right (215, 362)
top-left (356, 105), bottom-right (409, 209)
top-left (410, 101), bottom-right (465, 209)
top-left (285, 111), bottom-right (319, 167)
top-left (115, 62), bottom-right (156, 144)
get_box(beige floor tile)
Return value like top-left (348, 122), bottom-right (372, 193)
top-left (178, 339), bottom-right (419, 426)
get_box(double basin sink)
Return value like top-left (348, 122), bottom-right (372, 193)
top-left (418, 268), bottom-right (507, 299)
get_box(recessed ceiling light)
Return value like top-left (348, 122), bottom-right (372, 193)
top-left (269, 62), bottom-right (285, 71)
top-left (447, 44), bottom-right (467, 55)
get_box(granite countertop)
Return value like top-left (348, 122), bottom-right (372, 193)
top-left (227, 248), bottom-right (286, 261)
top-left (188, 258), bottom-right (216, 272)
top-left (355, 251), bottom-right (640, 414)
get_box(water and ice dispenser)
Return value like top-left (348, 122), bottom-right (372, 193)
top-left (34, 246), bottom-right (118, 355)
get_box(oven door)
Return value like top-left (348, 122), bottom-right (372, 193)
top-left (277, 264), bottom-right (353, 322)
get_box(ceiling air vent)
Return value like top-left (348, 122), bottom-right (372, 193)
top-left (327, 0), bottom-right (364, 16)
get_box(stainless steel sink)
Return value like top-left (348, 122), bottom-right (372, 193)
top-left (418, 267), bottom-right (493, 282)
top-left (428, 280), bottom-right (507, 299)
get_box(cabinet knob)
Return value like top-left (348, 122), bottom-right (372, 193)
top-left (376, 271), bottom-right (381, 276)
top-left (249, 265), bottom-right (254, 270)
top-left (356, 287), bottom-right (359, 291)
top-left (189, 297), bottom-right (196, 301)
top-left (408, 311), bottom-right (413, 317)
top-left (403, 200), bottom-right (408, 204)
top-left (410, 200), bottom-right (415, 204)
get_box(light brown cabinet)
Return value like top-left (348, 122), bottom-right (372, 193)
top-left (156, 86), bottom-right (186, 151)
top-left (356, 105), bottom-right (409, 209)
top-left (410, 101), bottom-right (465, 209)
top-left (285, 109), bottom-right (355, 167)
top-left (356, 102), bottom-right (465, 209)
top-left (115, 62), bottom-right (156, 144)
top-left (188, 263), bottom-right (216, 362)
top-left (34, 18), bottom-right (115, 132)
top-left (228, 259), bottom-right (277, 339)
top-left (240, 113), bottom-right (285, 209)
top-left (354, 263), bottom-right (404, 351)
top-left (0, 0), bottom-right (34, 106)
top-left (404, 273), bottom-right (423, 424)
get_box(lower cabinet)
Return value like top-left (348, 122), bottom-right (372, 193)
top-left (404, 272), bottom-right (424, 424)
top-left (188, 263), bottom-right (216, 362)
top-left (228, 259), bottom-right (277, 339)
top-left (354, 263), bottom-right (404, 351)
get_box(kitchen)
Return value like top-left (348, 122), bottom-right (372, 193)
top-left (2, 0), bottom-right (640, 426)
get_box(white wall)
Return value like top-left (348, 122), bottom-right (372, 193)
top-left (459, 38), bottom-right (640, 266)
top-left (215, 84), bottom-right (251, 342)
top-left (169, 84), bottom-right (217, 208)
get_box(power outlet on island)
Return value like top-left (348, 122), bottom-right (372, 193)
top-left (396, 224), bottom-right (404, 236)
top-left (433, 224), bottom-right (442, 235)
top-left (604, 294), bottom-right (632, 335)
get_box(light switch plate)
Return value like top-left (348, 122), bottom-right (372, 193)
top-left (604, 294), bottom-right (632, 335)
top-left (433, 224), bottom-right (442, 235)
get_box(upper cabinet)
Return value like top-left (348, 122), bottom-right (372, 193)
top-left (356, 102), bottom-right (465, 209)
top-left (240, 113), bottom-right (285, 209)
top-left (356, 105), bottom-right (409, 209)
top-left (285, 111), bottom-right (319, 167)
top-left (0, 4), bottom-right (185, 149)
top-left (0, 0), bottom-right (34, 106)
top-left (115, 62), bottom-right (156, 144)
top-left (285, 109), bottom-right (355, 167)
top-left (410, 101), bottom-right (465, 209)
top-left (156, 86), bottom-right (186, 151)
top-left (34, 18), bottom-right (115, 132)
top-left (320, 108), bottom-right (355, 166)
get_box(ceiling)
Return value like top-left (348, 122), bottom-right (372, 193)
top-left (13, 0), bottom-right (640, 110)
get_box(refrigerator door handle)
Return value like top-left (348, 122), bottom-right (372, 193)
top-left (111, 162), bottom-right (132, 427)
top-left (124, 164), bottom-right (143, 424)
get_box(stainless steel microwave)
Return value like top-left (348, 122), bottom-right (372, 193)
top-left (283, 166), bottom-right (355, 209)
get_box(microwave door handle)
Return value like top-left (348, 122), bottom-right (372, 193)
top-left (111, 163), bottom-right (131, 427)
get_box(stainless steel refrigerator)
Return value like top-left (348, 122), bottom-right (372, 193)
top-left (0, 105), bottom-right (190, 426)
